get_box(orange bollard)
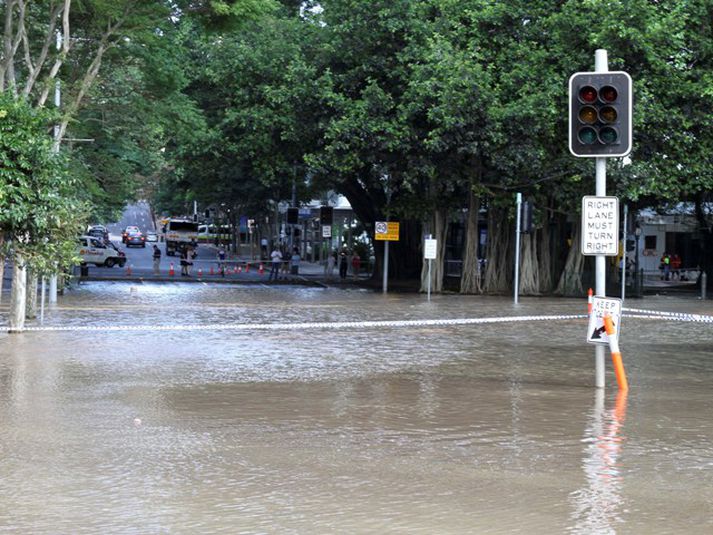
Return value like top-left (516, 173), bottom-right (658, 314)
top-left (603, 315), bottom-right (629, 391)
top-left (169, 262), bottom-right (175, 276)
top-left (587, 288), bottom-right (593, 315)
top-left (259, 263), bottom-right (264, 274)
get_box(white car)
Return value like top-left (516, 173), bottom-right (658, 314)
top-left (77, 236), bottom-right (126, 268)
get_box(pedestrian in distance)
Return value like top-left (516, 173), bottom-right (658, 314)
top-left (671, 253), bottom-right (682, 280)
top-left (660, 252), bottom-right (671, 281)
top-left (269, 247), bottom-right (282, 281)
top-left (290, 248), bottom-right (301, 275)
top-left (181, 246), bottom-right (193, 276)
top-left (351, 251), bottom-right (361, 279)
top-left (152, 245), bottom-right (161, 275)
top-left (339, 249), bottom-right (348, 279)
top-left (217, 247), bottom-right (226, 277)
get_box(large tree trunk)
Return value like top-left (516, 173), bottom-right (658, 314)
top-left (484, 205), bottom-right (513, 294)
top-left (555, 223), bottom-right (585, 296)
top-left (0, 234), bottom-right (5, 303)
top-left (538, 224), bottom-right (554, 294)
top-left (420, 208), bottom-right (447, 293)
top-left (519, 232), bottom-right (540, 295)
top-left (9, 253), bottom-right (26, 332)
top-left (460, 191), bottom-right (482, 294)
top-left (25, 269), bottom-right (37, 319)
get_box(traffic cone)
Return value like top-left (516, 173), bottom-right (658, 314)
top-left (210, 266), bottom-right (214, 275)
top-left (245, 262), bottom-right (250, 273)
top-left (259, 263), bottom-right (264, 275)
top-left (169, 263), bottom-right (175, 276)
top-left (198, 267), bottom-right (203, 278)
top-left (587, 288), bottom-right (593, 315)
top-left (237, 266), bottom-right (242, 274)
top-left (126, 264), bottom-right (132, 276)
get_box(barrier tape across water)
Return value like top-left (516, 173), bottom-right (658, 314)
top-left (5, 308), bottom-right (713, 333)
top-left (13, 314), bottom-right (588, 332)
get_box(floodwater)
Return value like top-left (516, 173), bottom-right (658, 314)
top-left (1, 282), bottom-right (712, 534)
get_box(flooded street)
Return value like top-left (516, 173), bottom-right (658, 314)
top-left (1, 282), bottom-right (713, 534)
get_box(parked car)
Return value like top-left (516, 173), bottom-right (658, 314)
top-left (125, 230), bottom-right (146, 248)
top-left (77, 236), bottom-right (126, 268)
top-left (122, 225), bottom-right (140, 243)
top-left (87, 225), bottom-right (109, 242)
top-left (146, 230), bottom-right (158, 242)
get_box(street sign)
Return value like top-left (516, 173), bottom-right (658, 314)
top-left (322, 225), bottom-right (332, 238)
top-left (587, 296), bottom-right (622, 345)
top-left (424, 238), bottom-right (437, 259)
top-left (581, 196), bottom-right (619, 256)
top-left (375, 221), bottom-right (400, 241)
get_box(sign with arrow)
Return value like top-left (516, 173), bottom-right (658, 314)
top-left (587, 295), bottom-right (622, 345)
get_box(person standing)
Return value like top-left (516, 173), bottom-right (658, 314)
top-left (351, 252), bottom-right (361, 279)
top-left (290, 248), bottom-right (301, 275)
top-left (269, 247), bottom-right (282, 281)
top-left (325, 250), bottom-right (336, 279)
top-left (217, 247), bottom-right (226, 277)
top-left (152, 245), bottom-right (161, 275)
top-left (339, 249), bottom-right (348, 279)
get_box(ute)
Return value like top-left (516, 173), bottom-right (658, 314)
top-left (163, 219), bottom-right (199, 256)
top-left (77, 236), bottom-right (126, 268)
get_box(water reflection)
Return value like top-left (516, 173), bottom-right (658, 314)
top-left (569, 389), bottom-right (628, 533)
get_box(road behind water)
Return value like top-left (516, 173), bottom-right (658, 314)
top-left (1, 283), bottom-right (712, 534)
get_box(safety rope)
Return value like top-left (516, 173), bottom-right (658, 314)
top-left (622, 307), bottom-right (713, 324)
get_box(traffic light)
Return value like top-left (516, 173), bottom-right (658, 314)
top-left (319, 206), bottom-right (333, 225)
top-left (287, 207), bottom-right (298, 224)
top-left (569, 71), bottom-right (632, 158)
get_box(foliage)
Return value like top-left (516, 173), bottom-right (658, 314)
top-left (0, 93), bottom-right (86, 274)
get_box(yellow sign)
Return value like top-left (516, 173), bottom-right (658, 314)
top-left (374, 221), bottom-right (400, 241)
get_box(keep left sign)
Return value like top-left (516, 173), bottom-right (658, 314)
top-left (587, 296), bottom-right (622, 345)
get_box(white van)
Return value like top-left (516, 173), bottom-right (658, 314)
top-left (77, 236), bottom-right (126, 267)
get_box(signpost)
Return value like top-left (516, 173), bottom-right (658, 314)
top-left (375, 221), bottom-right (400, 294)
top-left (424, 237), bottom-right (437, 302)
top-left (570, 49), bottom-right (632, 389)
top-left (587, 296), bottom-right (622, 345)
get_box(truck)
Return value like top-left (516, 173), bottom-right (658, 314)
top-left (163, 218), bottom-right (199, 256)
top-left (77, 236), bottom-right (126, 268)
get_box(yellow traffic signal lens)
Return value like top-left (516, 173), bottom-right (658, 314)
top-left (599, 106), bottom-right (617, 123)
top-left (579, 106), bottom-right (598, 124)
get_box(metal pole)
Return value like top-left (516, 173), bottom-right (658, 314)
top-left (382, 240), bottom-right (389, 294)
top-left (427, 234), bottom-right (432, 302)
top-left (514, 193), bottom-right (522, 304)
top-left (621, 204), bottom-right (628, 300)
top-left (594, 49), bottom-right (608, 390)
top-left (702, 272), bottom-right (707, 300)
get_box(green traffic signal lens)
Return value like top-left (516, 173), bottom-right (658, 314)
top-left (579, 86), bottom-right (597, 103)
top-left (579, 106), bottom-right (597, 124)
top-left (600, 85), bottom-right (617, 103)
top-left (599, 106), bottom-right (617, 123)
top-left (578, 127), bottom-right (597, 145)
top-left (599, 126), bottom-right (618, 143)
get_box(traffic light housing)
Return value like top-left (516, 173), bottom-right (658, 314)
top-left (569, 71), bottom-right (632, 158)
top-left (287, 207), bottom-right (298, 224)
top-left (319, 206), bottom-right (333, 225)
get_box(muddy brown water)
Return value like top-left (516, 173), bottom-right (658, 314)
top-left (1, 282), bottom-right (712, 534)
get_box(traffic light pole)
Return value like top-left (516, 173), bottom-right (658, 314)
top-left (594, 49), bottom-right (608, 389)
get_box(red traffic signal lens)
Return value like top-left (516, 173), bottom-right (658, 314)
top-left (599, 106), bottom-right (617, 123)
top-left (578, 106), bottom-right (597, 124)
top-left (579, 86), bottom-right (597, 103)
top-left (600, 85), bottom-right (617, 103)
top-left (578, 127), bottom-right (597, 145)
top-left (599, 126), bottom-right (618, 144)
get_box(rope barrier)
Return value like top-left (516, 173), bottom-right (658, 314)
top-left (11, 313), bottom-right (588, 333)
top-left (622, 307), bottom-right (713, 324)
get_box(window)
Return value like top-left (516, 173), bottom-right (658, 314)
top-left (644, 235), bottom-right (657, 250)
